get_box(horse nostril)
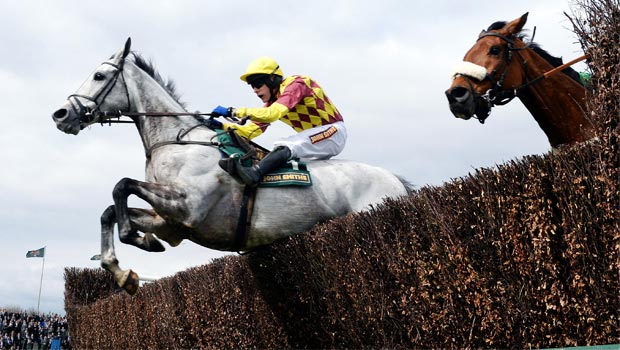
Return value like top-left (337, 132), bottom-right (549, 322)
top-left (52, 108), bottom-right (68, 120)
top-left (448, 86), bottom-right (470, 103)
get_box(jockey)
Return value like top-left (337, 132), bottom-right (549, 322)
top-left (211, 56), bottom-right (347, 187)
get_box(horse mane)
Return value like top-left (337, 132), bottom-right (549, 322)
top-left (484, 21), bottom-right (583, 85)
top-left (130, 53), bottom-right (188, 109)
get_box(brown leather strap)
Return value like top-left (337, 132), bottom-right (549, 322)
top-left (232, 185), bottom-right (257, 252)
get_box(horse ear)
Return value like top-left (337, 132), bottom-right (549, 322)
top-left (518, 12), bottom-right (529, 28)
top-left (504, 12), bottom-right (529, 35)
top-left (122, 37), bottom-right (132, 59)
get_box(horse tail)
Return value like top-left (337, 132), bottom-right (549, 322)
top-left (396, 175), bottom-right (415, 195)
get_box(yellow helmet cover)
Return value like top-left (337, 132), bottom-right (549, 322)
top-left (240, 56), bottom-right (284, 82)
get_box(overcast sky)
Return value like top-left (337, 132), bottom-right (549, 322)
top-left (0, 0), bottom-right (587, 314)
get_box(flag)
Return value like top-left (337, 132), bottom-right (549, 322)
top-left (26, 247), bottom-right (45, 258)
top-left (90, 254), bottom-right (101, 261)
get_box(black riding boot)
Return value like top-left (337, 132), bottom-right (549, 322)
top-left (235, 146), bottom-right (291, 187)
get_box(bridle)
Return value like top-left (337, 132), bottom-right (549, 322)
top-left (68, 60), bottom-right (131, 128)
top-left (455, 27), bottom-right (590, 124)
top-left (66, 55), bottom-right (219, 127)
top-left (64, 54), bottom-right (248, 157)
top-left (456, 29), bottom-right (536, 123)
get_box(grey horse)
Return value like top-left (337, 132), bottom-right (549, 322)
top-left (52, 38), bottom-right (411, 294)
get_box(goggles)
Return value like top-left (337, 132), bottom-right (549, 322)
top-left (249, 78), bottom-right (267, 89)
top-left (246, 73), bottom-right (273, 89)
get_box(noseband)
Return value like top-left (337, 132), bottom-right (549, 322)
top-left (67, 59), bottom-right (131, 128)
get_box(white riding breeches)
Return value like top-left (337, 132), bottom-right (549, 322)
top-left (274, 121), bottom-right (347, 160)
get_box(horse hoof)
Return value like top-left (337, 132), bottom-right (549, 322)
top-left (121, 270), bottom-right (140, 295)
top-left (144, 233), bottom-right (166, 252)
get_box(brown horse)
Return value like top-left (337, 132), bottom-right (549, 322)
top-left (445, 13), bottom-right (595, 148)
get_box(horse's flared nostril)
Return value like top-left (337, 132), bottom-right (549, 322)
top-left (447, 86), bottom-right (470, 104)
top-left (52, 108), bottom-right (68, 120)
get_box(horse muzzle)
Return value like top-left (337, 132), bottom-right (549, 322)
top-left (445, 86), bottom-right (475, 120)
top-left (52, 105), bottom-right (82, 135)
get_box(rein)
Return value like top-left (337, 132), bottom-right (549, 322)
top-left (527, 53), bottom-right (590, 82)
top-left (93, 111), bottom-right (240, 158)
top-left (97, 111), bottom-right (215, 118)
top-left (92, 111), bottom-right (241, 126)
top-left (144, 124), bottom-right (222, 158)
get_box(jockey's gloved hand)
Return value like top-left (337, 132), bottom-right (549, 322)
top-left (203, 118), bottom-right (223, 129)
top-left (211, 105), bottom-right (234, 119)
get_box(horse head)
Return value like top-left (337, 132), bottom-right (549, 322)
top-left (445, 13), bottom-right (529, 123)
top-left (52, 38), bottom-right (132, 134)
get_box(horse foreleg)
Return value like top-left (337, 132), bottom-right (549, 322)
top-left (100, 205), bottom-right (139, 295)
top-left (112, 177), bottom-right (187, 252)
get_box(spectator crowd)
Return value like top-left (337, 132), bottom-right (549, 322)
top-left (0, 309), bottom-right (70, 350)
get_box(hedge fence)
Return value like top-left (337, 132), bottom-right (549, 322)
top-left (64, 1), bottom-right (619, 348)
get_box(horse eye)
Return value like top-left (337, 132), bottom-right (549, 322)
top-left (93, 72), bottom-right (106, 81)
top-left (489, 46), bottom-right (502, 56)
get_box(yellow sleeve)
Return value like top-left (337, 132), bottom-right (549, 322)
top-left (223, 121), bottom-right (264, 140)
top-left (235, 102), bottom-right (289, 124)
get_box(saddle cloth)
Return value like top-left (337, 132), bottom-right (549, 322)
top-left (217, 130), bottom-right (312, 187)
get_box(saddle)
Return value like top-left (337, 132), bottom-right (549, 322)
top-left (217, 129), bottom-right (312, 187)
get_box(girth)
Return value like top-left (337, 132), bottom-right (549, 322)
top-left (231, 185), bottom-right (257, 252)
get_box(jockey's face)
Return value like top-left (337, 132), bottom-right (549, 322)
top-left (252, 83), bottom-right (271, 104)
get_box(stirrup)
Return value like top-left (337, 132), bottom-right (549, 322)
top-left (218, 157), bottom-right (236, 175)
top-left (218, 155), bottom-right (245, 185)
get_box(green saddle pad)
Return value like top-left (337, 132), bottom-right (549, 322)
top-left (217, 131), bottom-right (253, 166)
top-left (258, 160), bottom-right (312, 187)
top-left (217, 131), bottom-right (312, 187)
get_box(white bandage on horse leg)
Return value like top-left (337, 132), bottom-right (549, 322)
top-left (451, 61), bottom-right (488, 81)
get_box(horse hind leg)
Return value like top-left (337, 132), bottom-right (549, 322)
top-left (118, 225), bottom-right (166, 253)
top-left (100, 205), bottom-right (140, 295)
top-left (129, 208), bottom-right (186, 248)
